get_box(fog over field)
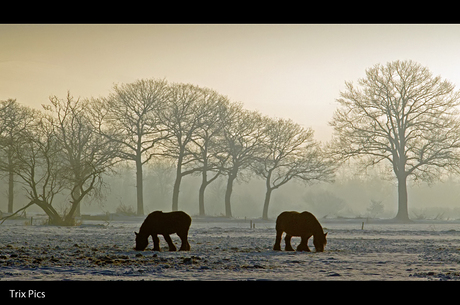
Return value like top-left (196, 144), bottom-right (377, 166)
top-left (3, 25), bottom-right (460, 285)
top-left (3, 162), bottom-right (460, 221)
top-left (2, 24), bottom-right (460, 221)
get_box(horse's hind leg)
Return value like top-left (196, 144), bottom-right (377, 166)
top-left (273, 231), bottom-right (283, 251)
top-left (163, 234), bottom-right (177, 251)
top-left (284, 234), bottom-right (294, 251)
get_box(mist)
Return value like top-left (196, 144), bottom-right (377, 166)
top-left (101, 166), bottom-right (460, 220)
top-left (3, 159), bottom-right (460, 221)
top-left (3, 24), bottom-right (460, 222)
top-left (4, 25), bottom-right (460, 284)
top-left (93, 165), bottom-right (460, 220)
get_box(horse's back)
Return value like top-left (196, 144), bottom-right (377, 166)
top-left (143, 211), bottom-right (191, 234)
top-left (276, 211), bottom-right (297, 227)
top-left (276, 211), bottom-right (320, 236)
top-left (163, 211), bottom-right (192, 226)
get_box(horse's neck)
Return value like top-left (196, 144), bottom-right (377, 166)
top-left (139, 222), bottom-right (149, 235)
top-left (312, 224), bottom-right (324, 238)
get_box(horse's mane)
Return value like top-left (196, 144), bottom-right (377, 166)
top-left (302, 212), bottom-right (327, 244)
top-left (138, 215), bottom-right (151, 235)
top-left (301, 212), bottom-right (323, 230)
top-left (139, 211), bottom-right (162, 233)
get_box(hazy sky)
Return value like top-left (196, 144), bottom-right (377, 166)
top-left (2, 24), bottom-right (460, 141)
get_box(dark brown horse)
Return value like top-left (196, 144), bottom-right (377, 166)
top-left (273, 211), bottom-right (327, 252)
top-left (134, 211), bottom-right (191, 251)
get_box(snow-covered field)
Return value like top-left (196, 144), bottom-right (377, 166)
top-left (2, 216), bottom-right (460, 281)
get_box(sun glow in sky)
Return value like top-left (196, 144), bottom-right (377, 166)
top-left (2, 24), bottom-right (460, 142)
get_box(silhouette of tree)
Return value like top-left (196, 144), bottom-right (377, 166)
top-left (92, 79), bottom-right (169, 215)
top-left (158, 83), bottom-right (209, 211)
top-left (330, 60), bottom-right (460, 222)
top-left (2, 93), bottom-right (121, 225)
top-left (219, 105), bottom-right (266, 217)
top-left (187, 89), bottom-right (231, 216)
top-left (2, 112), bottom-right (67, 225)
top-left (254, 117), bottom-right (335, 220)
top-left (0, 99), bottom-right (36, 213)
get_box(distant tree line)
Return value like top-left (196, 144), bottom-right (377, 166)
top-left (3, 60), bottom-right (458, 225)
top-left (0, 79), bottom-right (334, 225)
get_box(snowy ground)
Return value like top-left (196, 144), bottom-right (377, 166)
top-left (2, 216), bottom-right (460, 281)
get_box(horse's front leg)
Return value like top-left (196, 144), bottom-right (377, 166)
top-left (152, 234), bottom-right (161, 251)
top-left (273, 230), bottom-right (283, 251)
top-left (178, 231), bottom-right (190, 251)
top-left (297, 235), bottom-right (311, 252)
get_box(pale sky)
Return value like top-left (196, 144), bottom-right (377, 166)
top-left (2, 24), bottom-right (460, 142)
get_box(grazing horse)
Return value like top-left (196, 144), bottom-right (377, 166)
top-left (134, 211), bottom-right (191, 251)
top-left (273, 211), bottom-right (327, 252)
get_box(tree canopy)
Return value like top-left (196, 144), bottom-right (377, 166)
top-left (330, 60), bottom-right (460, 221)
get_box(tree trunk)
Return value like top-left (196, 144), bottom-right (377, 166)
top-left (75, 200), bottom-right (81, 217)
top-left (172, 159), bottom-right (182, 212)
top-left (37, 200), bottom-right (65, 226)
top-left (262, 170), bottom-right (274, 220)
top-left (136, 156), bottom-right (144, 216)
top-left (7, 149), bottom-right (14, 213)
top-left (48, 214), bottom-right (65, 226)
top-left (395, 173), bottom-right (410, 222)
top-left (262, 188), bottom-right (273, 220)
top-left (7, 169), bottom-right (14, 214)
top-left (65, 187), bottom-right (82, 225)
top-left (224, 171), bottom-right (237, 218)
top-left (71, 186), bottom-right (81, 218)
top-left (198, 170), bottom-right (207, 216)
top-left (172, 175), bottom-right (181, 211)
top-left (64, 201), bottom-right (80, 225)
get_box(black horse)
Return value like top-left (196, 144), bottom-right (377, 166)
top-left (273, 211), bottom-right (327, 252)
top-left (134, 211), bottom-right (191, 251)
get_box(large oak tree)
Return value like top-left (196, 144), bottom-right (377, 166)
top-left (330, 60), bottom-right (460, 222)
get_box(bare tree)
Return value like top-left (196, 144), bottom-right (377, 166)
top-left (42, 93), bottom-right (119, 224)
top-left (94, 79), bottom-right (169, 215)
top-left (159, 83), bottom-right (208, 211)
top-left (220, 106), bottom-right (266, 217)
top-left (1, 113), bottom-right (68, 225)
top-left (330, 60), bottom-right (460, 222)
top-left (188, 89), bottom-right (231, 216)
top-left (253, 117), bottom-right (335, 220)
top-left (0, 99), bottom-right (36, 213)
